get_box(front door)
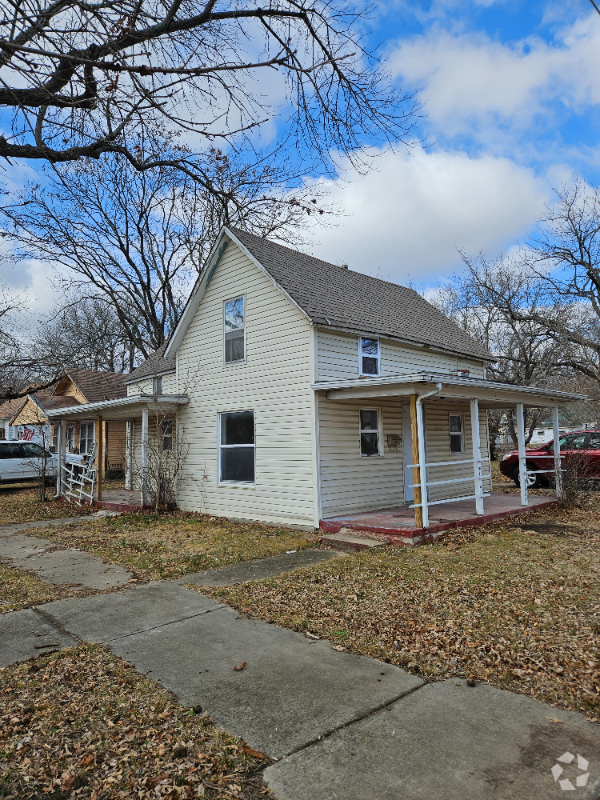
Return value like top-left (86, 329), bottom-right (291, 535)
top-left (403, 403), bottom-right (414, 503)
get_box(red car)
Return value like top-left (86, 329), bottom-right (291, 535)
top-left (499, 429), bottom-right (600, 488)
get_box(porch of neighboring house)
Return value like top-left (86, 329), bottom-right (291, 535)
top-left (315, 372), bottom-right (585, 546)
top-left (47, 394), bottom-right (188, 512)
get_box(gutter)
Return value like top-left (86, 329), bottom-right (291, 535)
top-left (416, 382), bottom-right (443, 528)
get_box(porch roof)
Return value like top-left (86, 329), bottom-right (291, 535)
top-left (312, 373), bottom-right (586, 408)
top-left (45, 393), bottom-right (189, 421)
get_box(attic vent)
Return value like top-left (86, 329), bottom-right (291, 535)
top-left (341, 263), bottom-right (348, 269)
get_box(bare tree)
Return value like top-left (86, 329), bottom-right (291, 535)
top-left (0, 0), bottom-right (416, 183)
top-left (4, 147), bottom-right (333, 357)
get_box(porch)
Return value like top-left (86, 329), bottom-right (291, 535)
top-left (320, 491), bottom-right (557, 546)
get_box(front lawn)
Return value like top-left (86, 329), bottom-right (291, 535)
top-left (215, 502), bottom-right (600, 721)
top-left (0, 644), bottom-right (270, 799)
top-left (31, 513), bottom-right (315, 582)
top-left (0, 485), bottom-right (97, 525)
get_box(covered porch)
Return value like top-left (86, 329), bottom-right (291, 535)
top-left (314, 372), bottom-right (585, 542)
top-left (47, 394), bottom-right (188, 509)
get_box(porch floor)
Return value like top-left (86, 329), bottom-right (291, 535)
top-left (93, 490), bottom-right (144, 512)
top-left (320, 492), bottom-right (557, 546)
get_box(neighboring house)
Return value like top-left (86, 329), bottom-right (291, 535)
top-left (48, 227), bottom-right (584, 529)
top-left (10, 369), bottom-right (127, 473)
top-left (0, 397), bottom-right (25, 440)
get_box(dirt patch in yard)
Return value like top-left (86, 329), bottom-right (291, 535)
top-left (0, 644), bottom-right (271, 799)
top-left (214, 501), bottom-right (600, 722)
top-left (29, 513), bottom-right (316, 582)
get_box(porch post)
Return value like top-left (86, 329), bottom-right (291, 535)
top-left (141, 407), bottom-right (148, 507)
top-left (95, 415), bottom-right (103, 501)
top-left (125, 420), bottom-right (132, 490)
top-left (552, 406), bottom-right (563, 500)
top-left (55, 419), bottom-right (66, 497)
top-left (515, 403), bottom-right (528, 507)
top-left (415, 397), bottom-right (429, 528)
top-left (470, 398), bottom-right (484, 515)
top-left (409, 395), bottom-right (423, 528)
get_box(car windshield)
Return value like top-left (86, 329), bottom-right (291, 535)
top-left (548, 434), bottom-right (588, 452)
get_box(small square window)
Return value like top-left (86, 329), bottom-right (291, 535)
top-left (225, 297), bottom-right (245, 363)
top-left (360, 409), bottom-right (381, 456)
top-left (449, 415), bottom-right (463, 453)
top-left (359, 337), bottom-right (380, 376)
top-left (219, 410), bottom-right (254, 483)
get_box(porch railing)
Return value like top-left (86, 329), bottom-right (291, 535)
top-left (406, 457), bottom-right (491, 510)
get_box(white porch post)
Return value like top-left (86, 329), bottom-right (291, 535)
top-left (516, 402), bottom-right (528, 507)
top-left (416, 398), bottom-right (429, 528)
top-left (552, 406), bottom-right (563, 500)
top-left (55, 419), bottom-right (66, 497)
top-left (125, 420), bottom-right (133, 491)
top-left (470, 398), bottom-right (484, 515)
top-left (141, 408), bottom-right (148, 507)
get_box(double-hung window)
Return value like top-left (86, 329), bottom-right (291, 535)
top-left (224, 296), bottom-right (245, 363)
top-left (162, 420), bottom-right (173, 452)
top-left (219, 410), bottom-right (254, 483)
top-left (79, 422), bottom-right (94, 455)
top-left (360, 409), bottom-right (381, 457)
top-left (153, 376), bottom-right (163, 395)
top-left (449, 415), bottom-right (463, 454)
top-left (359, 337), bottom-right (380, 376)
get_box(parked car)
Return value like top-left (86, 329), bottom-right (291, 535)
top-left (499, 429), bottom-right (600, 488)
top-left (0, 441), bottom-right (57, 483)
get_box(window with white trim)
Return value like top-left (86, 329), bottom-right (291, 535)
top-left (162, 420), bottom-right (173, 452)
top-left (219, 410), bottom-right (254, 483)
top-left (224, 296), bottom-right (245, 363)
top-left (360, 409), bottom-right (381, 457)
top-left (359, 337), bottom-right (380, 376)
top-left (449, 414), bottom-right (464, 453)
top-left (79, 422), bottom-right (95, 455)
top-left (153, 376), bottom-right (163, 394)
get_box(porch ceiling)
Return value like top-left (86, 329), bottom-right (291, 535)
top-left (313, 373), bottom-right (586, 409)
top-left (45, 394), bottom-right (188, 421)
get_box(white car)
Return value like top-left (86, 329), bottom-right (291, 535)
top-left (0, 441), bottom-right (58, 483)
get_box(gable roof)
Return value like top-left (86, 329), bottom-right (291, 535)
top-left (124, 343), bottom-right (176, 385)
top-left (229, 228), bottom-right (490, 361)
top-left (64, 369), bottom-right (127, 402)
top-left (0, 397), bottom-right (26, 420)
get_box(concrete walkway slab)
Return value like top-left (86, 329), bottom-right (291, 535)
top-left (0, 608), bottom-right (77, 668)
top-left (264, 678), bottom-right (600, 800)
top-left (0, 533), bottom-right (49, 559)
top-left (107, 604), bottom-right (423, 760)
top-left (180, 549), bottom-right (342, 587)
top-left (0, 516), bottom-right (96, 538)
top-left (40, 582), bottom-right (223, 643)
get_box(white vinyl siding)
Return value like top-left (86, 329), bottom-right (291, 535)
top-left (424, 401), bottom-right (491, 503)
top-left (175, 242), bottom-right (315, 527)
top-left (319, 397), bottom-right (404, 518)
top-left (316, 329), bottom-right (486, 383)
top-left (126, 372), bottom-right (177, 397)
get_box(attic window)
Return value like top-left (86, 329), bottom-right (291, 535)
top-left (224, 296), bottom-right (245, 363)
top-left (359, 337), bottom-right (380, 376)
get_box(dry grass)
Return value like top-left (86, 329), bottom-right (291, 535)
top-left (215, 501), bottom-right (600, 722)
top-left (0, 485), bottom-right (96, 526)
top-left (0, 644), bottom-right (271, 799)
top-left (30, 513), bottom-right (315, 582)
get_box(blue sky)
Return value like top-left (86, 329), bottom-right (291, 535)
top-left (308, 0), bottom-right (600, 286)
top-left (3, 0), bottom-right (600, 310)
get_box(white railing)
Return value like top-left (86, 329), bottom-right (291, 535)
top-left (406, 457), bottom-right (490, 509)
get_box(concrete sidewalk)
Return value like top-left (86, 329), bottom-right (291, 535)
top-left (1, 579), bottom-right (600, 799)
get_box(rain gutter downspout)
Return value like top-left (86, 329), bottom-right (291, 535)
top-left (416, 383), bottom-right (443, 528)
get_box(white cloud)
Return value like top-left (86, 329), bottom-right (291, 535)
top-left (306, 145), bottom-right (546, 284)
top-left (389, 14), bottom-right (600, 139)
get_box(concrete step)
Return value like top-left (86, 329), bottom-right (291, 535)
top-left (320, 531), bottom-right (385, 553)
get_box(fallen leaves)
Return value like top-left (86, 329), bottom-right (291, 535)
top-left (0, 485), bottom-right (96, 525)
top-left (234, 661), bottom-right (247, 671)
top-left (215, 502), bottom-right (600, 722)
top-left (0, 644), bottom-right (272, 799)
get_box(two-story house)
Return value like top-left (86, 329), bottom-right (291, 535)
top-left (47, 228), bottom-right (584, 538)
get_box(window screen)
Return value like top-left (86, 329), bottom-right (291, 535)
top-left (225, 296), bottom-right (245, 363)
top-left (359, 337), bottom-right (380, 376)
top-left (220, 411), bottom-right (254, 482)
top-left (449, 415), bottom-right (463, 453)
top-left (360, 409), bottom-right (380, 456)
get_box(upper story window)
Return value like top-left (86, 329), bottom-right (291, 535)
top-left (449, 414), bottom-right (464, 454)
top-left (153, 376), bottom-right (163, 394)
top-left (224, 296), bottom-right (245, 363)
top-left (359, 336), bottom-right (380, 376)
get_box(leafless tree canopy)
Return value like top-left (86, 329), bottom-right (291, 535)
top-left (0, 0), bottom-right (416, 182)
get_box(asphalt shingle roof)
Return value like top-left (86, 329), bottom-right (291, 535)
top-left (66, 369), bottom-right (127, 402)
top-left (125, 343), bottom-right (176, 385)
top-left (230, 227), bottom-right (491, 362)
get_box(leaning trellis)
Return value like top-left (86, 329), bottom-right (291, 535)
top-left (62, 443), bottom-right (97, 505)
